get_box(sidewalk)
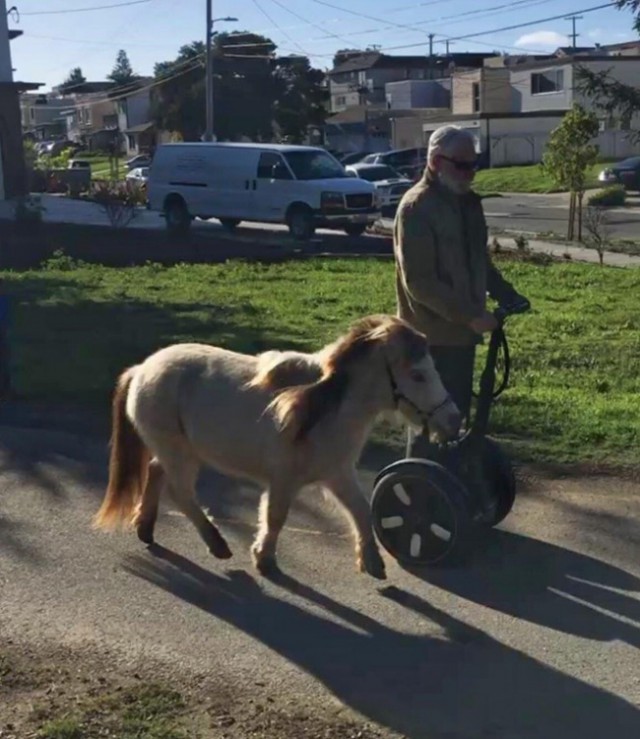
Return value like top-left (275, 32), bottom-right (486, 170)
top-left (492, 235), bottom-right (640, 268)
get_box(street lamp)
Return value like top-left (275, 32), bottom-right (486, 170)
top-left (205, 7), bottom-right (238, 141)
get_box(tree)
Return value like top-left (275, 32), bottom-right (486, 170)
top-left (272, 55), bottom-right (328, 142)
top-left (574, 1), bottom-right (640, 142)
top-left (540, 104), bottom-right (600, 241)
top-left (108, 49), bottom-right (137, 87)
top-left (333, 49), bottom-right (363, 67)
top-left (60, 67), bottom-right (86, 91)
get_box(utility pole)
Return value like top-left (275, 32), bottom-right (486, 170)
top-left (205, 0), bottom-right (213, 141)
top-left (565, 14), bottom-right (583, 49)
top-left (204, 5), bottom-right (237, 142)
top-left (428, 33), bottom-right (434, 79)
top-left (445, 39), bottom-right (454, 56)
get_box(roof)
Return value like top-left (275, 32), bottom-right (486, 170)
top-left (158, 142), bottom-right (326, 153)
top-left (106, 77), bottom-right (153, 99)
top-left (57, 81), bottom-right (116, 94)
top-left (420, 110), bottom-right (571, 127)
top-left (330, 50), bottom-right (493, 76)
top-left (326, 106), bottom-right (428, 125)
top-left (125, 121), bottom-right (155, 134)
top-left (508, 53), bottom-right (640, 71)
top-left (0, 81), bottom-right (43, 92)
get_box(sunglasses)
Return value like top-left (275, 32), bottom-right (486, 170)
top-left (439, 155), bottom-right (479, 172)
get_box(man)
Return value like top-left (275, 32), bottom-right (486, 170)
top-left (393, 125), bottom-right (528, 445)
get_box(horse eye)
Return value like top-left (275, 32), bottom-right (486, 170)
top-left (409, 369), bottom-right (426, 383)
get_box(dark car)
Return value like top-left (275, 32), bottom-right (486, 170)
top-left (598, 156), bottom-right (640, 191)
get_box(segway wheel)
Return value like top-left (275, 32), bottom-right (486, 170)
top-left (371, 461), bottom-right (474, 567)
top-left (481, 437), bottom-right (517, 527)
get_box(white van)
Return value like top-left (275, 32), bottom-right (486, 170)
top-left (146, 142), bottom-right (381, 240)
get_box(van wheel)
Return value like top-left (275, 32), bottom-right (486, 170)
top-left (287, 205), bottom-right (315, 241)
top-left (164, 197), bottom-right (191, 236)
top-left (344, 224), bottom-right (367, 237)
top-left (219, 218), bottom-right (240, 231)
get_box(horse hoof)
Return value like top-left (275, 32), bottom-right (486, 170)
top-left (209, 539), bottom-right (233, 560)
top-left (251, 546), bottom-right (280, 577)
top-left (360, 544), bottom-right (387, 580)
top-left (136, 521), bottom-right (155, 545)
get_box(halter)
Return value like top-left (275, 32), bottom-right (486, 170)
top-left (385, 360), bottom-right (453, 422)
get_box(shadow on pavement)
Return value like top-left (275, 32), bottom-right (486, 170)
top-left (122, 540), bottom-right (640, 739)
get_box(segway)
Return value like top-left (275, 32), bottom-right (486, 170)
top-left (371, 297), bottom-right (531, 567)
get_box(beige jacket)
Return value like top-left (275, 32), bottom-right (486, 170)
top-left (393, 170), bottom-right (517, 346)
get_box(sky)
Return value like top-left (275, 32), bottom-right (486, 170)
top-left (7, 0), bottom-right (640, 92)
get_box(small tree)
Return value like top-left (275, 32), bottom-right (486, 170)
top-left (60, 67), bottom-right (86, 91)
top-left (108, 49), bottom-right (137, 87)
top-left (584, 205), bottom-right (611, 267)
top-left (540, 104), bottom-right (599, 241)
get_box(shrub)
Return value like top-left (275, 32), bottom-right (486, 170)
top-left (91, 179), bottom-right (147, 228)
top-left (587, 184), bottom-right (626, 207)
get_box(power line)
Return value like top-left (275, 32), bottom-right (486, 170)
top-left (267, 0), bottom-right (362, 49)
top-left (250, 0), bottom-right (309, 56)
top-left (21, 0), bottom-right (153, 15)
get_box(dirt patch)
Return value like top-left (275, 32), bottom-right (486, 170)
top-left (0, 638), bottom-right (397, 739)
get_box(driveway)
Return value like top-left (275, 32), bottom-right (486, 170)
top-left (1, 411), bottom-right (639, 737)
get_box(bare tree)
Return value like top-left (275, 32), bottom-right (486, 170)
top-left (584, 206), bottom-right (611, 267)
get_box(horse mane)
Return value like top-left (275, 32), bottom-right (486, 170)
top-left (268, 315), bottom-right (409, 442)
top-left (246, 350), bottom-right (321, 392)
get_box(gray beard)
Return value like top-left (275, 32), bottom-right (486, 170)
top-left (437, 171), bottom-right (471, 195)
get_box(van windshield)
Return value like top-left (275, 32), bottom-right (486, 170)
top-left (283, 150), bottom-right (347, 180)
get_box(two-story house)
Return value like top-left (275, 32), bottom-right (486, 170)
top-left (325, 51), bottom-right (491, 154)
top-left (58, 82), bottom-right (120, 151)
top-left (397, 45), bottom-right (640, 167)
top-left (328, 51), bottom-right (493, 113)
top-left (21, 93), bottom-right (68, 141)
top-left (108, 79), bottom-right (156, 157)
top-left (0, 0), bottom-right (42, 199)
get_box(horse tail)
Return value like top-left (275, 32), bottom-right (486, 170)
top-left (269, 371), bottom-right (348, 442)
top-left (93, 366), bottom-right (150, 531)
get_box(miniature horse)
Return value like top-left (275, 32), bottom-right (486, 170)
top-left (92, 314), bottom-right (460, 580)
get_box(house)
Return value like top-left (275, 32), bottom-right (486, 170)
top-left (0, 0), bottom-right (42, 199)
top-left (391, 50), bottom-right (640, 166)
top-left (108, 79), bottom-right (156, 157)
top-left (57, 82), bottom-right (119, 151)
top-left (327, 51), bottom-right (491, 113)
top-left (20, 93), bottom-right (68, 141)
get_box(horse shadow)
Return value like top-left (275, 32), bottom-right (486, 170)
top-left (122, 539), bottom-right (640, 739)
top-left (402, 528), bottom-right (640, 649)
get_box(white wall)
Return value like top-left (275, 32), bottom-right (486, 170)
top-left (0, 0), bottom-right (13, 83)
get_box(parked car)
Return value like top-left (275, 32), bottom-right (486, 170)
top-left (126, 154), bottom-right (153, 171)
top-left (68, 159), bottom-right (92, 172)
top-left (126, 166), bottom-right (150, 186)
top-left (146, 142), bottom-right (380, 240)
top-left (598, 157), bottom-right (640, 191)
top-left (345, 163), bottom-right (413, 212)
top-left (361, 147), bottom-right (427, 181)
top-left (340, 151), bottom-right (371, 165)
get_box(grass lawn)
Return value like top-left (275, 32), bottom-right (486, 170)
top-left (474, 161), bottom-right (607, 194)
top-left (2, 253), bottom-right (639, 468)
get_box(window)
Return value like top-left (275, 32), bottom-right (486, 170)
top-left (257, 152), bottom-right (291, 179)
top-left (283, 150), bottom-right (346, 180)
top-left (472, 82), bottom-right (480, 112)
top-left (531, 69), bottom-right (564, 95)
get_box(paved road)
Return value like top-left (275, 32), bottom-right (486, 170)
top-left (1, 413), bottom-right (639, 737)
top-left (483, 192), bottom-right (640, 241)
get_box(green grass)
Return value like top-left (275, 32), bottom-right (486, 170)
top-left (37, 684), bottom-right (188, 739)
top-left (2, 254), bottom-right (639, 468)
top-left (474, 161), bottom-right (608, 194)
top-left (88, 156), bottom-right (127, 180)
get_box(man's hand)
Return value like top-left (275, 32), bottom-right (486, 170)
top-left (469, 310), bottom-right (498, 335)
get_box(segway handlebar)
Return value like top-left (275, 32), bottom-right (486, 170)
top-left (494, 297), bottom-right (531, 324)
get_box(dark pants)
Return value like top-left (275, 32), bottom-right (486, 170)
top-left (409, 345), bottom-right (476, 457)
